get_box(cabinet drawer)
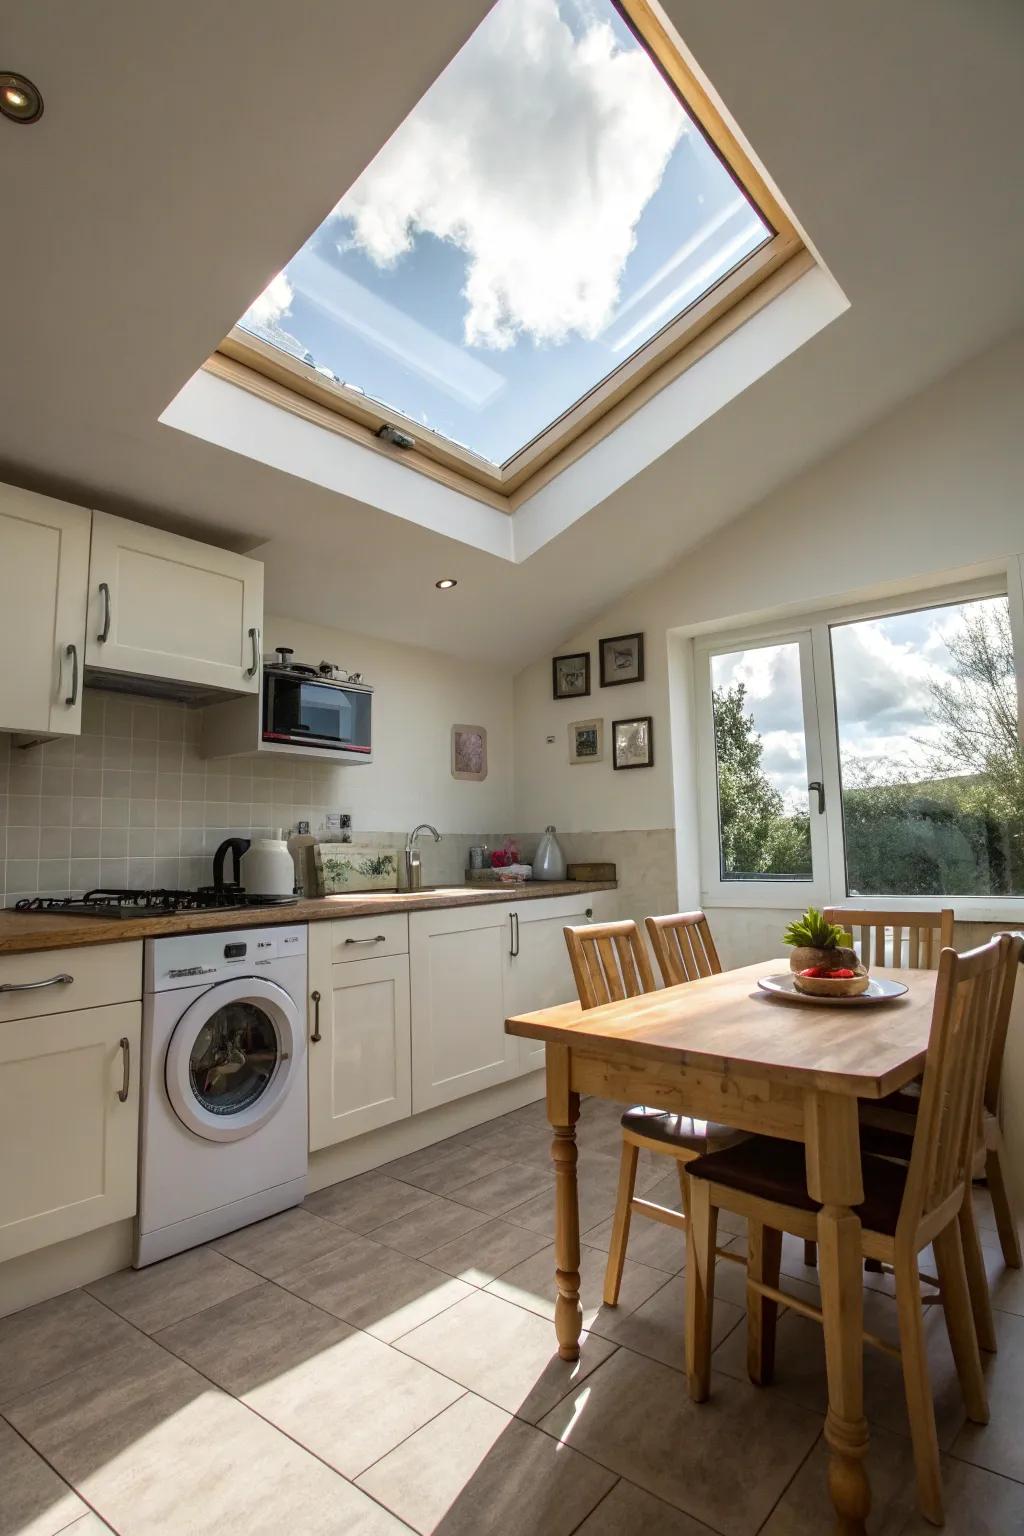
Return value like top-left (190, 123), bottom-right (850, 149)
top-left (324, 914), bottom-right (408, 964)
top-left (0, 942), bottom-right (142, 1022)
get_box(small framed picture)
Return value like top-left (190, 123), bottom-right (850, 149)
top-left (552, 652), bottom-right (591, 700)
top-left (568, 718), bottom-right (603, 765)
top-left (599, 632), bottom-right (644, 687)
top-left (612, 715), bottom-right (653, 770)
top-left (451, 724), bottom-right (488, 781)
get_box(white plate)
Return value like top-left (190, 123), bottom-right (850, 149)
top-left (757, 973), bottom-right (909, 1006)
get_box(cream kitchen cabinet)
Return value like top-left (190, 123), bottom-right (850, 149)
top-left (0, 482), bottom-right (90, 735)
top-left (505, 890), bottom-right (618, 1073)
top-left (85, 510), bottom-right (263, 695)
top-left (0, 943), bottom-right (142, 1263)
top-left (307, 919), bottom-right (412, 1149)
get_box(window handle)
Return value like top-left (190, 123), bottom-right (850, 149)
top-left (808, 780), bottom-right (825, 815)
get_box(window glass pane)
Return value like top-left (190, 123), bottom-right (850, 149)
top-left (831, 595), bottom-right (1023, 897)
top-left (237, 0), bottom-right (770, 467)
top-left (710, 643), bottom-right (812, 880)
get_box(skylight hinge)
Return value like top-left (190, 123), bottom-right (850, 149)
top-left (376, 423), bottom-right (416, 450)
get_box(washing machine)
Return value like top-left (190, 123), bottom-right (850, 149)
top-left (136, 924), bottom-right (308, 1266)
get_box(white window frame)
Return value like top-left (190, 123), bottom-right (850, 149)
top-left (695, 569), bottom-right (1024, 919)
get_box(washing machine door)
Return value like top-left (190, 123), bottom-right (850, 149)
top-left (164, 977), bottom-right (299, 1143)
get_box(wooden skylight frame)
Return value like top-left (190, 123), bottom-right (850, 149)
top-left (206, 0), bottom-right (808, 514)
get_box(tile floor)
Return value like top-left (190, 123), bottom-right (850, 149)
top-left (2, 1095), bottom-right (1024, 1535)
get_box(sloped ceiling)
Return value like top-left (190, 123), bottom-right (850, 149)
top-left (2, 0), bottom-right (1023, 666)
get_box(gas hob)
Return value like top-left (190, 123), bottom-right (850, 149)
top-left (14, 887), bottom-right (299, 919)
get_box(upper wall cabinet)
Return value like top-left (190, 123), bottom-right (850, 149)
top-left (85, 512), bottom-right (263, 696)
top-left (0, 483), bottom-right (90, 735)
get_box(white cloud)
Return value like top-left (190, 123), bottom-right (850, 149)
top-left (334, 0), bottom-right (685, 350)
top-left (246, 271), bottom-right (293, 326)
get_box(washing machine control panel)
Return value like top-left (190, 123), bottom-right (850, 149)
top-left (145, 924), bottom-right (307, 991)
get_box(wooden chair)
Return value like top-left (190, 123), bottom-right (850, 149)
top-left (823, 906), bottom-right (955, 970)
top-left (683, 933), bottom-right (1022, 1526)
top-left (563, 915), bottom-right (744, 1309)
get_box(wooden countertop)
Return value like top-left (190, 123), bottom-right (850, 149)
top-left (0, 881), bottom-right (616, 954)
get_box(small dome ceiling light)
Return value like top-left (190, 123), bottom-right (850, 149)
top-left (0, 73), bottom-right (43, 124)
top-left (435, 578), bottom-right (457, 590)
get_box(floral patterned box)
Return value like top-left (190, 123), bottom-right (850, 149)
top-left (314, 842), bottom-right (400, 894)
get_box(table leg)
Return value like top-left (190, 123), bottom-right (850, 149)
top-left (805, 1093), bottom-right (871, 1535)
top-left (546, 1043), bottom-right (582, 1361)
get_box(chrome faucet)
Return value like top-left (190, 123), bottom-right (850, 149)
top-left (405, 823), bottom-right (441, 890)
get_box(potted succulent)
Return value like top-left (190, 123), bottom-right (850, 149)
top-left (783, 908), bottom-right (858, 974)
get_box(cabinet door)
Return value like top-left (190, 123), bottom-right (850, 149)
top-left (410, 905), bottom-right (519, 1112)
top-left (0, 1002), bottom-right (140, 1262)
top-left (308, 951), bottom-right (411, 1150)
top-left (0, 483), bottom-right (90, 734)
top-left (506, 893), bottom-right (618, 1073)
top-left (86, 510), bottom-right (263, 693)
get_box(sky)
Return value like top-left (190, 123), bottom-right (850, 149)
top-left (711, 596), bottom-right (1012, 814)
top-left (238, 0), bottom-right (769, 465)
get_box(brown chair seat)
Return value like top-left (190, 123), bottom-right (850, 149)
top-left (621, 1106), bottom-right (745, 1154)
top-left (858, 1121), bottom-right (914, 1161)
top-left (687, 1133), bottom-right (910, 1237)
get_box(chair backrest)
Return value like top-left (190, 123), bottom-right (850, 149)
top-left (900, 933), bottom-right (1023, 1237)
top-left (823, 906), bottom-right (954, 969)
top-left (645, 910), bottom-right (721, 987)
top-left (564, 920), bottom-right (657, 1010)
top-left (984, 930), bottom-right (1024, 1114)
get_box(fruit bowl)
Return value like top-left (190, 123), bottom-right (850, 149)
top-left (793, 966), bottom-right (870, 998)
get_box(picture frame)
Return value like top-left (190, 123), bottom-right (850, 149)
top-left (568, 717), bottom-right (603, 765)
top-left (612, 715), bottom-right (654, 770)
top-left (599, 632), bottom-right (644, 687)
top-left (451, 723), bottom-right (488, 780)
top-left (552, 651), bottom-right (591, 700)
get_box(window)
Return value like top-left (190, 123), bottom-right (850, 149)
top-left (697, 585), bottom-right (1024, 909)
top-left (211, 0), bottom-right (803, 509)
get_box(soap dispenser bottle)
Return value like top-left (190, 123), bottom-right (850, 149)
top-left (533, 826), bottom-right (566, 882)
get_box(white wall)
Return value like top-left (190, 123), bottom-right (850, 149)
top-left (266, 615), bottom-right (515, 834)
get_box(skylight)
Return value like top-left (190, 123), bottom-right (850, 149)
top-left (235, 0), bottom-right (773, 470)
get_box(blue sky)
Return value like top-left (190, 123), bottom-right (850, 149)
top-left (239, 0), bottom-right (768, 465)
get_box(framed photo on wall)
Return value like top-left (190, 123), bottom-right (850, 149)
top-left (612, 715), bottom-right (653, 770)
top-left (599, 632), bottom-right (644, 687)
top-left (451, 724), bottom-right (488, 780)
top-left (552, 652), bottom-right (591, 700)
top-left (568, 718), bottom-right (603, 764)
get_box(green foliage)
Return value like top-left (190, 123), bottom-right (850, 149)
top-left (783, 908), bottom-right (849, 950)
top-left (712, 681), bottom-right (811, 878)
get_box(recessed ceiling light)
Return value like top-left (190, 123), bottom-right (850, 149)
top-left (435, 578), bottom-right (457, 590)
top-left (0, 73), bottom-right (43, 124)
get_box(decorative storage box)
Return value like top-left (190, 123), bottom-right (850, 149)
top-left (314, 843), bottom-right (400, 894)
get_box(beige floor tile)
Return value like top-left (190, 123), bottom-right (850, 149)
top-left (422, 1218), bottom-right (550, 1286)
top-left (486, 1240), bottom-right (666, 1329)
top-left (394, 1289), bottom-right (617, 1422)
top-left (381, 1144), bottom-right (512, 1195)
top-left (0, 1416), bottom-right (87, 1536)
top-left (276, 1231), bottom-right (473, 1341)
top-left (590, 1271), bottom-right (743, 1371)
top-left (6, 1335), bottom-right (410, 1536)
top-left (356, 1391), bottom-right (615, 1535)
top-left (450, 1161), bottom-right (554, 1215)
top-left (210, 1206), bottom-right (354, 1279)
top-left (305, 1171), bottom-right (437, 1232)
top-left (574, 1478), bottom-right (717, 1535)
top-left (540, 1348), bottom-right (821, 1536)
top-left (86, 1247), bottom-right (260, 1334)
top-left (0, 1290), bottom-right (140, 1409)
top-left (367, 1194), bottom-right (493, 1257)
top-left (952, 1306), bottom-right (1024, 1482)
top-left (157, 1281), bottom-right (464, 1479)
top-left (61, 1518), bottom-right (116, 1535)
top-left (582, 1211), bottom-right (687, 1274)
top-left (504, 1182), bottom-right (617, 1238)
top-left (897, 1458), bottom-right (1024, 1534)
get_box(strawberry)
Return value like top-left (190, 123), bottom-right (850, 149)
top-left (800, 966), bottom-right (858, 979)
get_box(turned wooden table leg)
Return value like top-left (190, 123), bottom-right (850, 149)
top-left (546, 1043), bottom-right (582, 1361)
top-left (806, 1093), bottom-right (871, 1535)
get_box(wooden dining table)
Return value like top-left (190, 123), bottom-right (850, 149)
top-left (505, 958), bottom-right (938, 1536)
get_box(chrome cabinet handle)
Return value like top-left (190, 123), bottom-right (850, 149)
top-left (343, 935), bottom-right (386, 946)
top-left (247, 626), bottom-right (261, 678)
top-left (64, 643), bottom-right (79, 706)
top-left (509, 911), bottom-right (520, 957)
top-left (310, 989), bottom-right (322, 1043)
top-left (808, 780), bottom-right (825, 814)
top-left (97, 582), bottom-right (111, 643)
top-left (0, 972), bottom-right (73, 993)
top-left (117, 1036), bottom-right (130, 1102)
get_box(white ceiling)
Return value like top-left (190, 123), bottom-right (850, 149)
top-left (3, 0), bottom-right (1023, 667)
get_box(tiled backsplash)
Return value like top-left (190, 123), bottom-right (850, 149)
top-left (0, 690), bottom-right (514, 904)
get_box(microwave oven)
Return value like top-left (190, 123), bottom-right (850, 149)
top-left (262, 667), bottom-right (373, 758)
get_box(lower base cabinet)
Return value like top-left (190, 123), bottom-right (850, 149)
top-left (0, 1002), bottom-right (141, 1263)
top-left (506, 891), bottom-right (617, 1073)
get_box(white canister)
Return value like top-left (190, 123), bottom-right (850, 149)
top-left (533, 826), bottom-right (566, 881)
top-left (240, 831), bottom-right (295, 896)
